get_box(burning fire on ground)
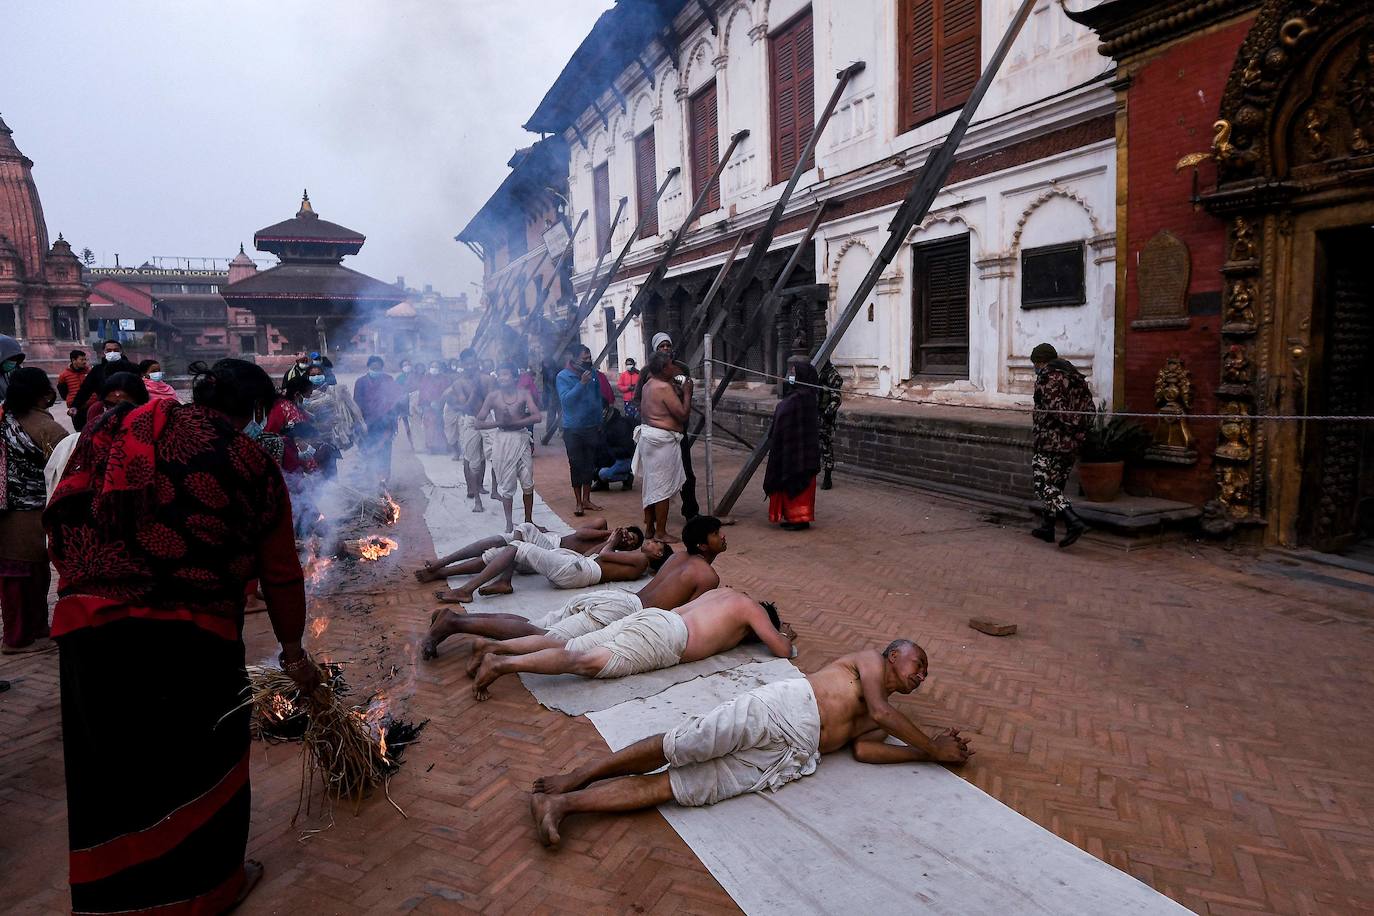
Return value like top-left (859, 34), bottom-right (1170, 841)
top-left (343, 536), bottom-right (399, 561)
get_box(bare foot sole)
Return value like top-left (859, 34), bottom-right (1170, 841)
top-left (530, 793), bottom-right (564, 848)
top-left (421, 608), bottom-right (468, 660)
top-left (464, 643), bottom-right (491, 678)
top-left (471, 656), bottom-right (499, 700)
top-left (414, 567), bottom-right (441, 583)
top-left (435, 589), bottom-right (473, 604)
top-left (532, 772), bottom-right (584, 795)
top-left (477, 582), bottom-right (514, 597)
top-left (229, 859), bottom-right (264, 911)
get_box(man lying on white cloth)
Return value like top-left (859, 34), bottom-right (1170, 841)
top-left (415, 518), bottom-right (633, 583)
top-left (421, 515), bottom-right (727, 659)
top-left (468, 586), bottom-right (796, 700)
top-left (434, 529), bottom-right (670, 604)
top-left (528, 640), bottom-right (973, 847)
top-left (635, 351), bottom-right (690, 543)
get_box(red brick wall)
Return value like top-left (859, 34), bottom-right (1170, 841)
top-left (1122, 16), bottom-right (1254, 505)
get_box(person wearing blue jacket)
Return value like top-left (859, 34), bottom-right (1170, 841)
top-left (557, 344), bottom-right (605, 516)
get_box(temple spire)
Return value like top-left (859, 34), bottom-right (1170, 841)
top-left (297, 189), bottom-right (316, 219)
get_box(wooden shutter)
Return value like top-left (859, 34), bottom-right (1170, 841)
top-left (635, 129), bottom-right (659, 238)
top-left (937, 0), bottom-right (980, 112)
top-left (593, 162), bottom-right (611, 253)
top-left (912, 234), bottom-right (970, 377)
top-left (899, 0), bottom-right (980, 132)
top-left (689, 82), bottom-right (720, 212)
top-left (769, 9), bottom-right (815, 184)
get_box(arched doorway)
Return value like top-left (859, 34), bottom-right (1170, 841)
top-left (1204, 1), bottom-right (1374, 551)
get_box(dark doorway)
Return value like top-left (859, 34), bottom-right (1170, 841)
top-left (1301, 226), bottom-right (1374, 552)
top-left (912, 234), bottom-right (971, 378)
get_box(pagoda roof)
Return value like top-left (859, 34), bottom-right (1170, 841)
top-left (254, 191), bottom-right (365, 252)
top-left (221, 261), bottom-right (406, 304)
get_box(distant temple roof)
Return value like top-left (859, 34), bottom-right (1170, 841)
top-left (253, 190), bottom-right (366, 258)
top-left (221, 261), bottom-right (405, 304)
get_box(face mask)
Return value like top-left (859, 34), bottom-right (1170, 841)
top-left (581, 360), bottom-right (594, 371)
top-left (297, 361), bottom-right (309, 369)
top-left (149, 371), bottom-right (164, 382)
top-left (787, 374), bottom-right (797, 385)
top-left (242, 417), bottom-right (264, 440)
top-left (368, 369), bottom-right (383, 378)
top-left (0, 359), bottom-right (17, 374)
top-left (428, 367), bottom-right (440, 375)
top-left (400, 365), bottom-right (411, 374)
top-left (105, 351), bottom-right (122, 363)
top-left (298, 443), bottom-right (317, 460)
top-left (309, 375), bottom-right (328, 387)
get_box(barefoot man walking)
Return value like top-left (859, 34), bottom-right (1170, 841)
top-left (529, 640), bottom-right (971, 847)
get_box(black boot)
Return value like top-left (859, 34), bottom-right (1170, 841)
top-left (1058, 507), bottom-right (1087, 548)
top-left (821, 469), bottom-right (833, 490)
top-left (1031, 516), bottom-right (1055, 543)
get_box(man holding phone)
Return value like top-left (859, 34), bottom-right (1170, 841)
top-left (556, 344), bottom-right (604, 516)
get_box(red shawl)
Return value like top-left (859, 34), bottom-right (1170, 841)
top-left (45, 399), bottom-right (295, 641)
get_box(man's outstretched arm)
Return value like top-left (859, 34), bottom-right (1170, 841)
top-left (854, 651), bottom-right (970, 764)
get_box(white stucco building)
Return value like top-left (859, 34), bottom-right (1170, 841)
top-left (524, 0), bottom-right (1117, 407)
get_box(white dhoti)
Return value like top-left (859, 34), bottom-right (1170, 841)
top-left (480, 428), bottom-right (494, 465)
top-left (663, 677), bottom-right (822, 807)
top-left (479, 523), bottom-right (562, 573)
top-left (443, 404), bottom-right (463, 450)
top-left (508, 542), bottom-right (602, 590)
top-left (489, 428), bottom-right (534, 498)
top-left (535, 589), bottom-right (644, 640)
top-left (632, 424), bottom-right (686, 508)
top-left (564, 607), bottom-right (688, 678)
top-left (457, 414), bottom-right (483, 464)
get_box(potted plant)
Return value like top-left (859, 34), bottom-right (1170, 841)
top-left (1078, 404), bottom-right (1151, 502)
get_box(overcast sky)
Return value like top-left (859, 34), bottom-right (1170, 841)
top-left (1, 0), bottom-right (609, 298)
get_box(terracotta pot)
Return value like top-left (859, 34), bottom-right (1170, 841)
top-left (1078, 460), bottom-right (1124, 502)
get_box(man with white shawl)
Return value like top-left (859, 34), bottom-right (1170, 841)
top-left (634, 350), bottom-right (690, 543)
top-left (527, 640), bottom-right (973, 848)
top-left (469, 587), bottom-right (796, 700)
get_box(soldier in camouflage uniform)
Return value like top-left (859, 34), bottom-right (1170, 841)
top-left (1030, 343), bottom-right (1091, 547)
top-left (817, 361), bottom-right (843, 490)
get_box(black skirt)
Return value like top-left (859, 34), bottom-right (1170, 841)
top-left (59, 618), bottom-right (251, 913)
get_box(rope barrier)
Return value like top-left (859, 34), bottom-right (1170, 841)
top-left (695, 357), bottom-right (1374, 424)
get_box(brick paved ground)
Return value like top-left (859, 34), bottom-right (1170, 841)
top-left (3, 433), bottom-right (1373, 914)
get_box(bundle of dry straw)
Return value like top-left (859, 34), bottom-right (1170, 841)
top-left (243, 665), bottom-right (398, 818)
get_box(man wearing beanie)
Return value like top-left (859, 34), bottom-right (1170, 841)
top-left (1030, 343), bottom-right (1092, 547)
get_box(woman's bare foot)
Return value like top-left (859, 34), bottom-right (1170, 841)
top-left (471, 655), bottom-right (502, 700)
top-left (532, 771), bottom-right (586, 795)
top-left (421, 608), bottom-right (468, 660)
top-left (230, 859), bottom-right (264, 910)
top-left (435, 588), bottom-right (473, 604)
top-left (582, 500), bottom-right (604, 512)
top-left (530, 792), bottom-right (566, 848)
top-left (477, 582), bottom-right (514, 597)
top-left (472, 499), bottom-right (485, 513)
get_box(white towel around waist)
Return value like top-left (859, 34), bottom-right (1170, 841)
top-left (632, 424), bottom-right (686, 508)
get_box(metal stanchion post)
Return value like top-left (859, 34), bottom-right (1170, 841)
top-left (703, 332), bottom-right (714, 516)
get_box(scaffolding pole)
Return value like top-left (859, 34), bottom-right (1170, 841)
top-left (713, 0), bottom-right (1040, 516)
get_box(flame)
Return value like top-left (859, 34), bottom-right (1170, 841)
top-left (364, 692), bottom-right (391, 759)
top-left (356, 536), bottom-right (398, 561)
top-left (383, 495), bottom-right (401, 525)
top-left (308, 617), bottom-right (329, 639)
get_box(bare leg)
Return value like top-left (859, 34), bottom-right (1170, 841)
top-left (522, 491), bottom-right (535, 525)
top-left (465, 460), bottom-right (485, 511)
top-left (423, 558), bottom-right (487, 581)
top-left (533, 734), bottom-right (667, 795)
top-left (642, 504), bottom-right (655, 539)
top-left (416, 537), bottom-right (505, 581)
top-left (571, 486), bottom-right (584, 516)
top-left (499, 494), bottom-right (514, 533)
top-left (581, 485), bottom-right (603, 512)
top-left (421, 610), bottom-right (546, 660)
top-left (652, 500), bottom-right (676, 543)
top-left (471, 647), bottom-right (606, 700)
top-left (476, 561), bottom-right (516, 596)
top-left (436, 547), bottom-right (516, 603)
top-left (465, 633), bottom-right (568, 676)
top-left (530, 772), bottom-right (674, 848)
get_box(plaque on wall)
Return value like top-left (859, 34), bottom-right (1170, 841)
top-left (1133, 230), bottom-right (1191, 329)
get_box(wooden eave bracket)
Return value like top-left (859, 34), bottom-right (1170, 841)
top-left (694, 0), bottom-right (718, 35)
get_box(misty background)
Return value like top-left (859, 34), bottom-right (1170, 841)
top-left (1, 0), bottom-right (609, 295)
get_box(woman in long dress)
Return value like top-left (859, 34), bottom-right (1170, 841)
top-left (417, 360), bottom-right (450, 453)
top-left (763, 357), bottom-right (821, 530)
top-left (45, 358), bottom-right (321, 912)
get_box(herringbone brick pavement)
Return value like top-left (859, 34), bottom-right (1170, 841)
top-left (4, 433), bottom-right (1373, 914)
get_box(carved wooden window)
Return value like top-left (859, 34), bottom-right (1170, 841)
top-left (689, 81), bottom-right (721, 212)
top-left (592, 162), bottom-right (611, 254)
top-left (898, 0), bottom-right (981, 132)
top-left (769, 8), bottom-right (816, 184)
top-left (634, 128), bottom-right (659, 239)
top-left (1021, 242), bottom-right (1085, 309)
top-left (912, 234), bottom-right (970, 377)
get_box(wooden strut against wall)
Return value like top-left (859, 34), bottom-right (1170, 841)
top-left (682, 229), bottom-right (752, 344)
top-left (531, 196), bottom-right (626, 338)
top-left (683, 61), bottom-right (867, 377)
top-left (474, 250), bottom-right (548, 355)
top-left (521, 209), bottom-right (594, 334)
top-left (477, 209), bottom-right (586, 356)
top-left (469, 254), bottom-right (535, 353)
top-left (542, 133), bottom-right (749, 442)
top-left (685, 201), bottom-right (830, 450)
top-left (714, 0), bottom-right (1040, 516)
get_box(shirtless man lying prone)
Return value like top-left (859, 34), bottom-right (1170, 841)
top-left (529, 640), bottom-right (972, 847)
